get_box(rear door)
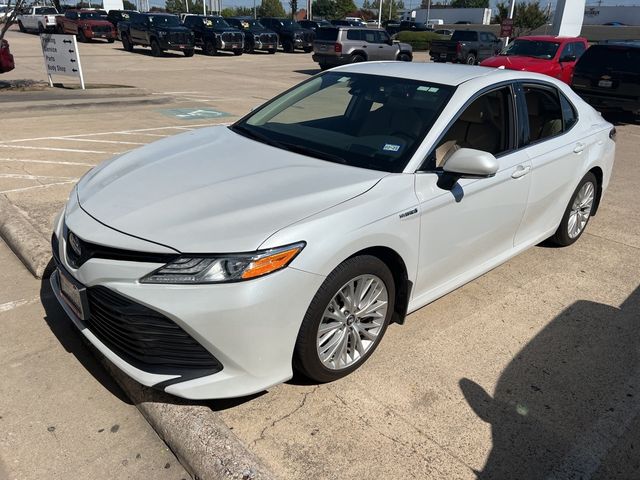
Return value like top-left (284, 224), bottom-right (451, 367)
top-left (130, 14), bottom-right (147, 43)
top-left (374, 30), bottom-right (397, 60)
top-left (514, 83), bottom-right (587, 245)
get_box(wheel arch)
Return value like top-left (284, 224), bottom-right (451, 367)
top-left (346, 246), bottom-right (412, 325)
top-left (588, 166), bottom-right (603, 216)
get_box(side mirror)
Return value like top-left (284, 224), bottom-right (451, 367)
top-left (560, 54), bottom-right (576, 63)
top-left (437, 148), bottom-right (499, 190)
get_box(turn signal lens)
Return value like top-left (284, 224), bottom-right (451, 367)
top-left (241, 246), bottom-right (303, 279)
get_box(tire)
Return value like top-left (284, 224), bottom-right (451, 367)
top-left (465, 52), bottom-right (477, 65)
top-left (397, 52), bottom-right (411, 62)
top-left (233, 48), bottom-right (243, 56)
top-left (549, 172), bottom-right (598, 246)
top-left (244, 42), bottom-right (254, 54)
top-left (38, 22), bottom-right (44, 34)
top-left (183, 48), bottom-right (195, 57)
top-left (283, 39), bottom-right (294, 53)
top-left (293, 255), bottom-right (396, 383)
top-left (319, 63), bottom-right (329, 71)
top-left (78, 29), bottom-right (87, 43)
top-left (122, 33), bottom-right (133, 52)
top-left (204, 40), bottom-right (216, 56)
top-left (350, 53), bottom-right (365, 63)
top-left (107, 38), bottom-right (115, 43)
top-left (268, 48), bottom-right (276, 54)
top-left (303, 46), bottom-right (313, 53)
top-left (56, 25), bottom-right (64, 34)
top-left (18, 20), bottom-right (25, 33)
top-left (151, 39), bottom-right (162, 57)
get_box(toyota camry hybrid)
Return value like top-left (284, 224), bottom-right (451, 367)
top-left (51, 63), bottom-right (615, 399)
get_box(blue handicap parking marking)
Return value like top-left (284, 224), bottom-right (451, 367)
top-left (159, 108), bottom-right (231, 120)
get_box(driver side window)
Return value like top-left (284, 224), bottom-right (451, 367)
top-left (426, 87), bottom-right (512, 170)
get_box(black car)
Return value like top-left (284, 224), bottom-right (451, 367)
top-left (107, 10), bottom-right (137, 38)
top-left (571, 41), bottom-right (640, 116)
top-left (298, 19), bottom-right (331, 32)
top-left (226, 18), bottom-right (278, 53)
top-left (259, 17), bottom-right (315, 53)
top-left (118, 13), bottom-right (195, 57)
top-left (330, 19), bottom-right (361, 27)
top-left (182, 15), bottom-right (244, 55)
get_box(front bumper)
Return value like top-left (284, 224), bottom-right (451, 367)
top-left (217, 38), bottom-right (244, 51)
top-left (51, 202), bottom-right (325, 399)
top-left (158, 38), bottom-right (194, 51)
top-left (253, 40), bottom-right (277, 51)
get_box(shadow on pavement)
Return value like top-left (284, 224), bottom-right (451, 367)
top-left (40, 274), bottom-right (133, 405)
top-left (601, 111), bottom-right (639, 126)
top-left (461, 286), bottom-right (640, 480)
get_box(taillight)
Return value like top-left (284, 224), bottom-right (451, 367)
top-left (334, 43), bottom-right (342, 53)
top-left (610, 127), bottom-right (617, 142)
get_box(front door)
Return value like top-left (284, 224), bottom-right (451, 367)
top-left (413, 85), bottom-right (532, 303)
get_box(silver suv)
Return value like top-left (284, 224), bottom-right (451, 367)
top-left (312, 27), bottom-right (412, 70)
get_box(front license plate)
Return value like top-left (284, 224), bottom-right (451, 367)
top-left (59, 269), bottom-right (86, 319)
top-left (598, 80), bottom-right (613, 88)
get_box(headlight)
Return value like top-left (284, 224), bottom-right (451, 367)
top-left (140, 242), bottom-right (305, 284)
top-left (158, 31), bottom-right (167, 36)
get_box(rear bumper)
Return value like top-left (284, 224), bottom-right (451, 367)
top-left (312, 53), bottom-right (350, 66)
top-left (430, 52), bottom-right (460, 62)
top-left (86, 30), bottom-right (116, 39)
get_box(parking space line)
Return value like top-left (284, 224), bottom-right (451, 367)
top-left (0, 297), bottom-right (39, 313)
top-left (0, 180), bottom-right (77, 194)
top-left (172, 127), bottom-right (195, 131)
top-left (49, 137), bottom-right (147, 146)
top-left (118, 132), bottom-right (169, 137)
top-left (0, 158), bottom-right (95, 167)
top-left (0, 145), bottom-right (118, 154)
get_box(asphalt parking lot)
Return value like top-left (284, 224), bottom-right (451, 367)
top-left (1, 25), bottom-right (640, 480)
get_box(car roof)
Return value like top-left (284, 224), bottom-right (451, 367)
top-left (333, 62), bottom-right (557, 86)
top-left (518, 35), bottom-right (586, 42)
top-left (597, 40), bottom-right (640, 47)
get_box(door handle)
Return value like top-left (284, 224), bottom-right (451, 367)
top-left (573, 142), bottom-right (585, 153)
top-left (511, 165), bottom-right (531, 179)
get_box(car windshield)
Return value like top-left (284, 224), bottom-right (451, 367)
top-left (501, 39), bottom-right (560, 59)
top-left (79, 12), bottom-right (103, 19)
top-left (240, 19), bottom-right (263, 28)
top-left (204, 16), bottom-right (229, 28)
top-left (232, 72), bottom-right (454, 173)
top-left (451, 30), bottom-right (477, 41)
top-left (148, 15), bottom-right (180, 26)
top-left (281, 19), bottom-right (300, 28)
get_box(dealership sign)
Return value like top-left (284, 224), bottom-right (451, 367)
top-left (40, 34), bottom-right (85, 89)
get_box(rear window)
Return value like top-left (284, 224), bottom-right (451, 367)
top-left (451, 31), bottom-right (477, 41)
top-left (316, 27), bottom-right (338, 41)
top-left (36, 7), bottom-right (58, 14)
top-left (576, 45), bottom-right (640, 74)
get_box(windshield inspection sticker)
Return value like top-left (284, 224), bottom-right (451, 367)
top-left (383, 143), bottom-right (401, 152)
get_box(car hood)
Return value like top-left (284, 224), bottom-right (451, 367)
top-left (212, 27), bottom-right (242, 33)
top-left (156, 26), bottom-right (192, 33)
top-left (77, 126), bottom-right (385, 253)
top-left (480, 55), bottom-right (554, 72)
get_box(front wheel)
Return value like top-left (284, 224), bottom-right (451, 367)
top-left (232, 48), bottom-right (243, 56)
top-left (303, 46), bottom-right (313, 53)
top-left (293, 255), bottom-right (395, 383)
top-left (397, 52), bottom-right (411, 62)
top-left (282, 39), bottom-right (294, 53)
top-left (549, 172), bottom-right (598, 246)
top-left (183, 48), bottom-right (195, 57)
top-left (268, 48), bottom-right (276, 54)
top-left (204, 40), bottom-right (216, 56)
top-left (122, 33), bottom-right (133, 51)
top-left (78, 29), bottom-right (87, 43)
top-left (107, 38), bottom-right (115, 43)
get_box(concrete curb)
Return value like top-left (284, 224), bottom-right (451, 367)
top-left (0, 198), bottom-right (277, 480)
top-left (0, 194), bottom-right (52, 278)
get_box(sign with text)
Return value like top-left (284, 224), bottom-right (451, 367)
top-left (40, 33), bottom-right (85, 89)
top-left (500, 18), bottom-right (514, 38)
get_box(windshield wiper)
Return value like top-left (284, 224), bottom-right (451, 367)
top-left (230, 124), bottom-right (289, 151)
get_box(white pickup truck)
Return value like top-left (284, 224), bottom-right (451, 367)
top-left (17, 6), bottom-right (59, 33)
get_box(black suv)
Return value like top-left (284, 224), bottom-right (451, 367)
top-left (259, 17), bottom-right (314, 53)
top-left (298, 19), bottom-right (331, 32)
top-left (226, 18), bottom-right (277, 53)
top-left (118, 13), bottom-right (195, 57)
top-left (182, 15), bottom-right (244, 55)
top-left (571, 41), bottom-right (640, 116)
top-left (106, 10), bottom-right (137, 39)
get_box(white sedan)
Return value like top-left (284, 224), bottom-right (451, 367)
top-left (51, 63), bottom-right (615, 399)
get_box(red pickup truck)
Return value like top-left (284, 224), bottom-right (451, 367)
top-left (56, 9), bottom-right (116, 43)
top-left (480, 36), bottom-right (588, 84)
top-left (0, 39), bottom-right (15, 74)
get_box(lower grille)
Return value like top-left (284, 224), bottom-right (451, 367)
top-left (169, 32), bottom-right (189, 44)
top-left (86, 286), bottom-right (223, 377)
top-left (221, 32), bottom-right (242, 43)
top-left (91, 25), bottom-right (112, 33)
top-left (259, 33), bottom-right (277, 43)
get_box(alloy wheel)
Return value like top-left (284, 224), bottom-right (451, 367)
top-left (568, 181), bottom-right (595, 239)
